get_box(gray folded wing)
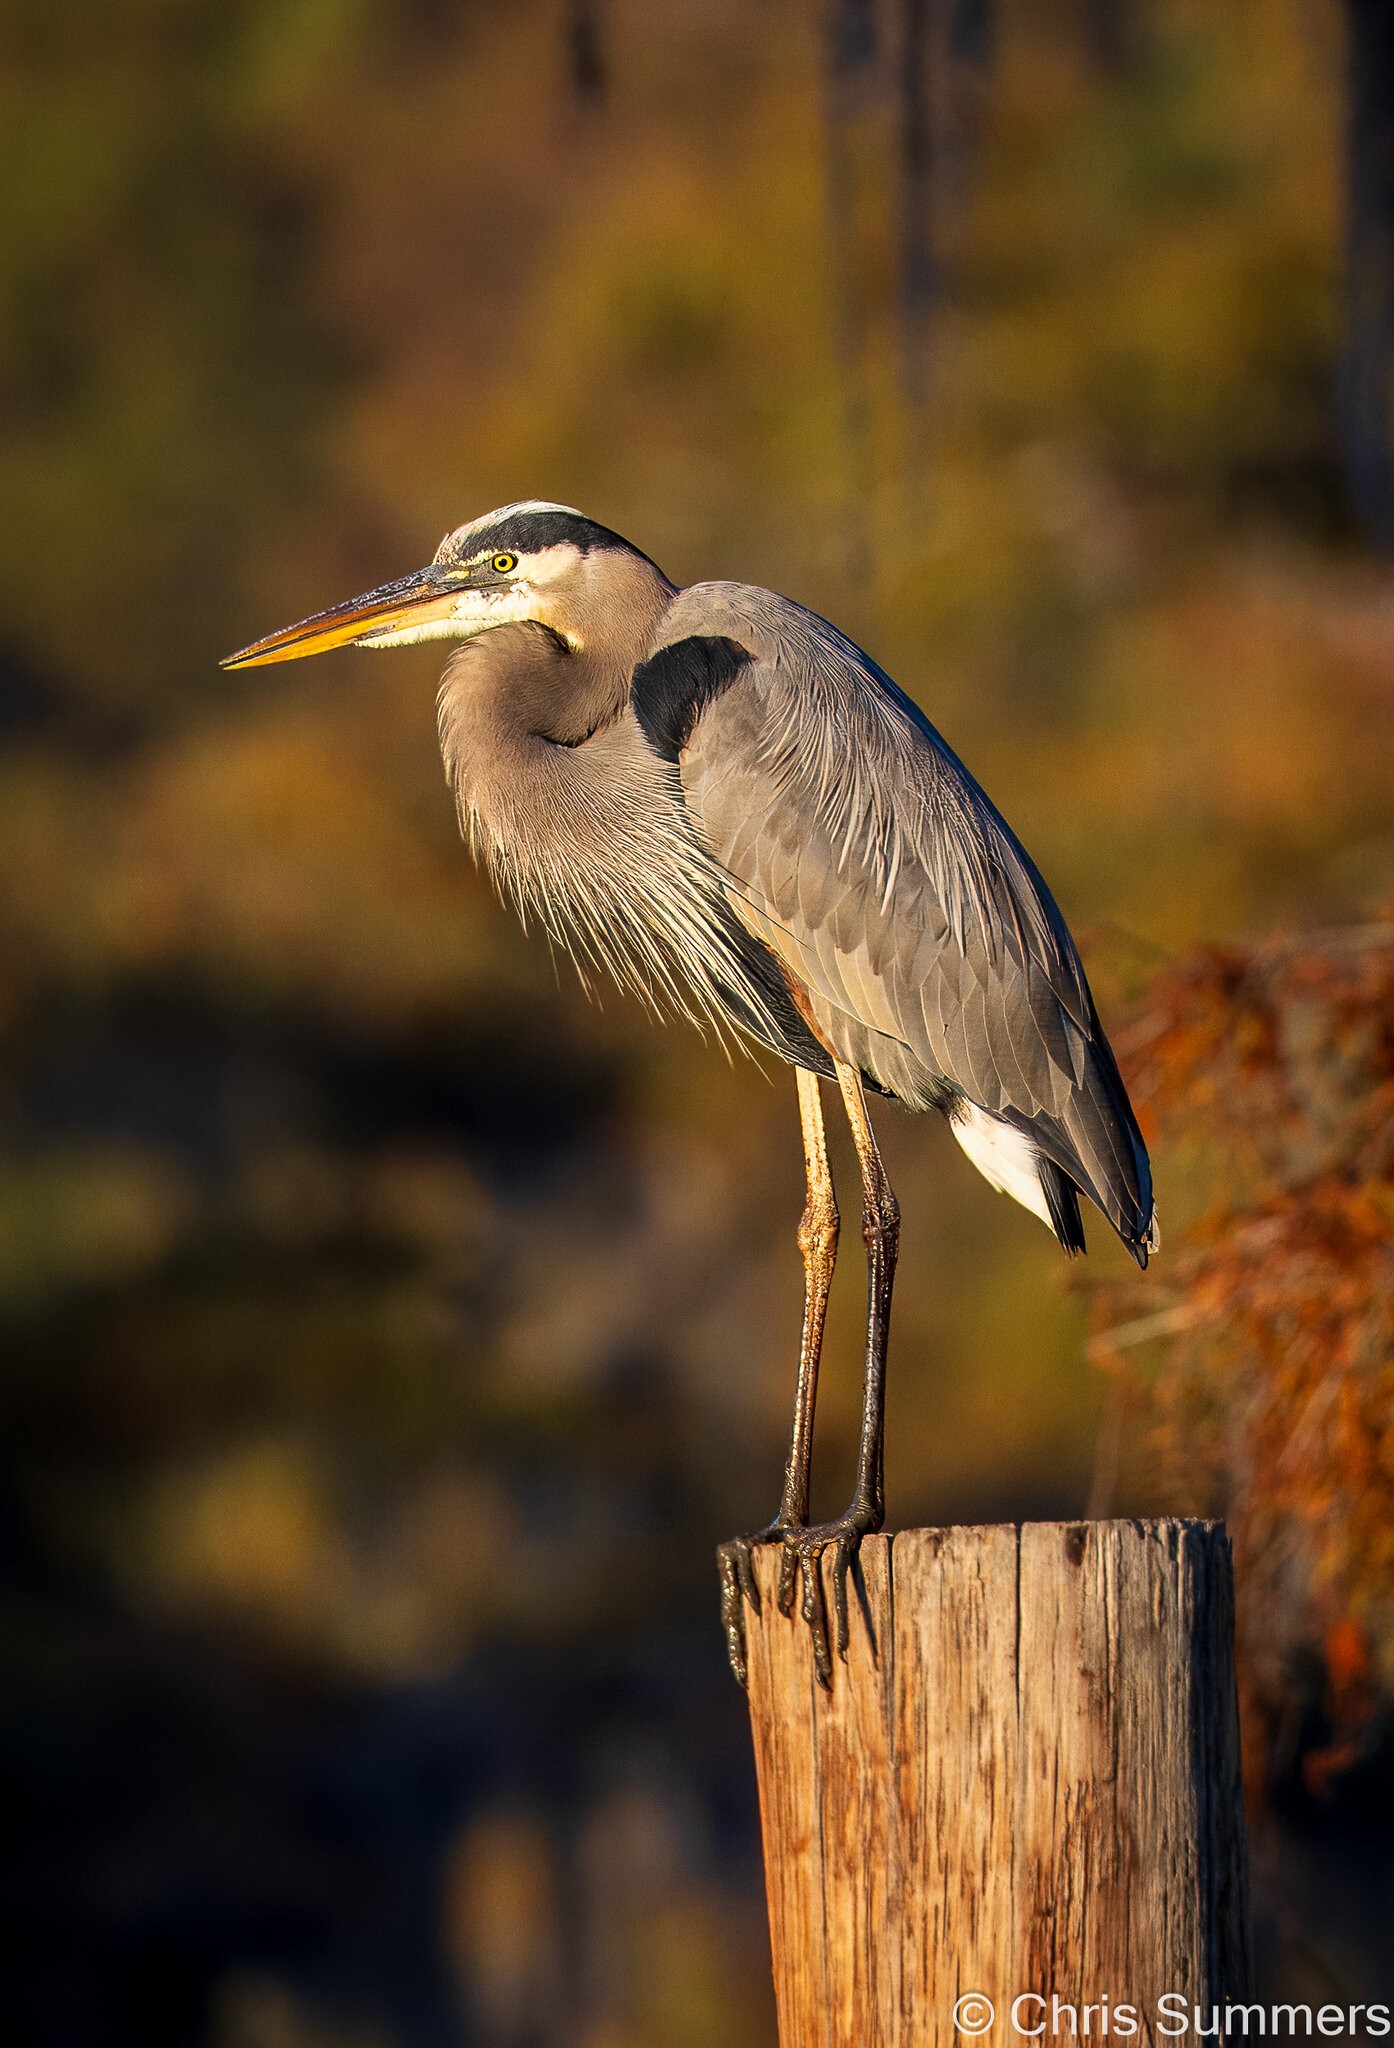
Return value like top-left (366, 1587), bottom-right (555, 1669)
top-left (632, 581), bottom-right (1156, 1256)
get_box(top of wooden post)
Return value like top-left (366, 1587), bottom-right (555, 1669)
top-left (743, 1520), bottom-right (1250, 2048)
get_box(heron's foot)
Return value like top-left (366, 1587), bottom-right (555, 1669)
top-left (775, 1502), bottom-right (882, 1691)
top-left (717, 1518), bottom-right (803, 1689)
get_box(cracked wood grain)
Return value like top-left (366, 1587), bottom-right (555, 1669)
top-left (744, 1520), bottom-right (1250, 2048)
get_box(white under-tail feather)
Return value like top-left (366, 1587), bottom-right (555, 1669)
top-left (948, 1101), bottom-right (1054, 1228)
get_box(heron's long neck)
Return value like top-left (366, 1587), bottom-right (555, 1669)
top-left (434, 566), bottom-right (796, 1051)
top-left (436, 558), bottom-right (676, 853)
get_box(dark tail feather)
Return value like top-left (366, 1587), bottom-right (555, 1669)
top-left (1039, 1159), bottom-right (1087, 1258)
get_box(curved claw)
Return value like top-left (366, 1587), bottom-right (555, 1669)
top-left (717, 1542), bottom-right (752, 1689)
top-left (718, 1516), bottom-right (816, 1686)
top-left (717, 1527), bottom-right (783, 1687)
top-left (831, 1529), bottom-right (855, 1658)
top-left (719, 1508), bottom-right (877, 1690)
top-left (798, 1547), bottom-right (832, 1689)
top-left (776, 1538), bottom-right (799, 1618)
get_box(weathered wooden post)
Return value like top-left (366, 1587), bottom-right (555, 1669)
top-left (744, 1519), bottom-right (1250, 2048)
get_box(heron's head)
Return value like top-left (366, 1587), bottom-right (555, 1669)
top-left (222, 503), bottom-right (671, 670)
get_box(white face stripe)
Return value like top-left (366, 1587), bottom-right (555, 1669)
top-left (503, 544), bottom-right (583, 584)
top-left (357, 548), bottom-right (580, 649)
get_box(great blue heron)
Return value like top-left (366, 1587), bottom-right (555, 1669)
top-left (224, 501), bottom-right (1157, 1687)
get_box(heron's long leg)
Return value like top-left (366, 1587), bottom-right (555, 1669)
top-left (778, 1067), bottom-right (840, 1526)
top-left (777, 1059), bottom-right (899, 1686)
top-left (717, 1067), bottom-right (840, 1686)
top-left (835, 1060), bottom-right (899, 1529)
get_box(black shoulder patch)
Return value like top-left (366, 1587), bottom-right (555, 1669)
top-left (630, 635), bottom-right (752, 761)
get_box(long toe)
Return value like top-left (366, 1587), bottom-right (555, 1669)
top-left (716, 1517), bottom-right (807, 1687)
top-left (777, 1507), bottom-right (880, 1689)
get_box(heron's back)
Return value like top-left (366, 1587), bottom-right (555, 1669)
top-left (634, 582), bottom-right (1157, 1262)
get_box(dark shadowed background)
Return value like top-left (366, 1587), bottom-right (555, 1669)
top-left (4, 2), bottom-right (1394, 2042)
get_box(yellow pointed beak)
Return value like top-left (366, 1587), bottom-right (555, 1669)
top-left (220, 565), bottom-right (465, 669)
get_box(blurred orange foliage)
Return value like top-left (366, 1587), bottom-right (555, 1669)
top-left (1093, 925), bottom-right (1394, 1789)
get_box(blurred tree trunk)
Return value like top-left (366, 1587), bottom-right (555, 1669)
top-left (945, 0), bottom-right (994, 203)
top-left (568, 0), bottom-right (605, 105)
top-left (1341, 0), bottom-right (1394, 545)
top-left (824, 0), bottom-right (881, 581)
top-left (1082, 0), bottom-right (1146, 76)
top-left (898, 0), bottom-right (937, 424)
top-left (897, 0), bottom-right (993, 475)
top-left (820, 1), bottom-right (996, 540)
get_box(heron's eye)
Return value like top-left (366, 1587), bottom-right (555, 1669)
top-left (490, 552), bottom-right (518, 575)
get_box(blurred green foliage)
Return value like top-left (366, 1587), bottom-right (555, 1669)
top-left (2, 1), bottom-right (1391, 2043)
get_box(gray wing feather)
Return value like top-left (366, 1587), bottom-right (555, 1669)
top-left (645, 581), bottom-right (1155, 1253)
